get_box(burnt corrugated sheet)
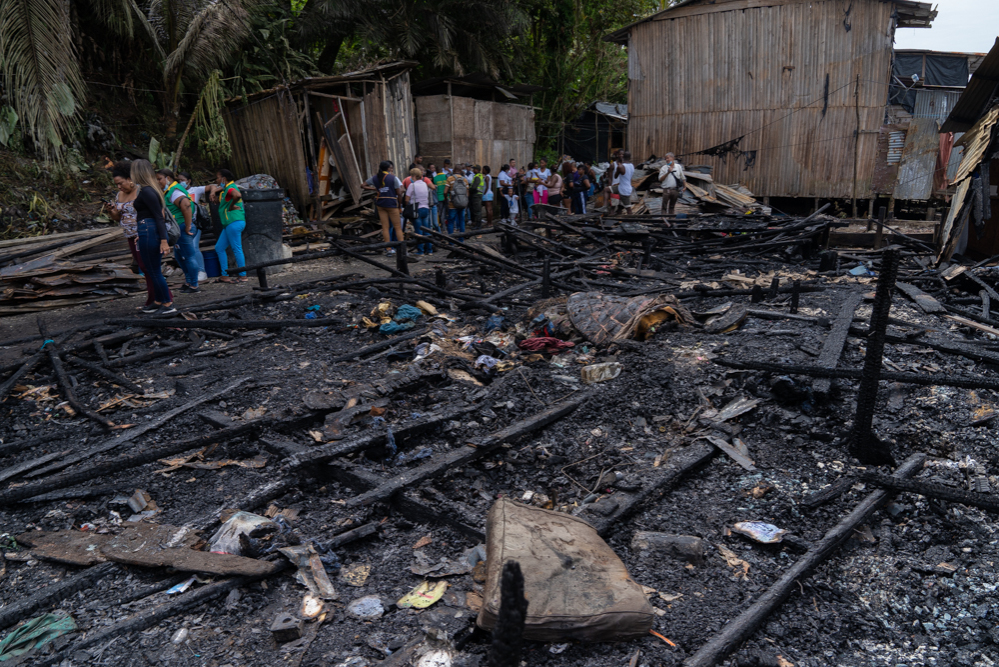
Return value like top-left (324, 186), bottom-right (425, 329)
top-left (624, 0), bottom-right (897, 198)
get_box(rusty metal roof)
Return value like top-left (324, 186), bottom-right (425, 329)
top-left (941, 38), bottom-right (999, 134)
top-left (605, 0), bottom-right (936, 44)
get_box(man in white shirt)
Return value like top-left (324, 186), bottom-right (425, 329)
top-left (657, 153), bottom-right (685, 215)
top-left (497, 164), bottom-right (518, 223)
top-left (604, 151), bottom-right (635, 212)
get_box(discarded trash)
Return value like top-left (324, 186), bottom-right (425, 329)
top-left (126, 489), bottom-right (154, 513)
top-left (732, 521), bottom-right (787, 544)
top-left (519, 337), bottom-right (575, 354)
top-left (347, 595), bottom-right (385, 619)
top-left (566, 291), bottom-right (692, 345)
top-left (715, 544), bottom-right (750, 579)
top-left (171, 627), bottom-right (189, 644)
top-left (483, 314), bottom-right (505, 333)
top-left (394, 447), bottom-right (433, 466)
top-left (305, 311), bottom-right (318, 319)
top-left (270, 613), bottom-right (304, 643)
top-left (341, 562), bottom-right (371, 587)
top-left (415, 300), bottom-right (438, 316)
top-left (166, 575), bottom-right (197, 595)
top-left (413, 535), bottom-right (433, 550)
top-left (398, 580), bottom-right (448, 609)
top-left (208, 511), bottom-right (277, 556)
top-left (581, 362), bottom-right (622, 384)
top-left (475, 355), bottom-right (500, 372)
top-left (0, 613), bottom-right (77, 661)
top-left (849, 265), bottom-right (870, 276)
top-left (301, 594), bottom-right (325, 619)
top-left (279, 543), bottom-right (339, 600)
top-left (477, 498), bottom-right (653, 641)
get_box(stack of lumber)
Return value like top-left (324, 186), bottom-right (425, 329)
top-left (0, 229), bottom-right (141, 315)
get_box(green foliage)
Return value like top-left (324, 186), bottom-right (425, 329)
top-left (227, 2), bottom-right (319, 100)
top-left (0, 107), bottom-right (18, 147)
top-left (191, 70), bottom-right (231, 164)
top-left (513, 0), bottom-right (659, 153)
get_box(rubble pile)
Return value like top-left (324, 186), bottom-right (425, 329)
top-left (2, 212), bottom-right (999, 666)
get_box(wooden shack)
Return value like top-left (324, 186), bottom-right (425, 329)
top-left (412, 74), bottom-right (541, 171)
top-left (606, 0), bottom-right (937, 201)
top-left (222, 62), bottom-right (417, 218)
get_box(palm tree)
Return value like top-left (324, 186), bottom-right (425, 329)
top-left (0, 0), bottom-right (140, 159)
top-left (146, 0), bottom-right (254, 138)
top-left (295, 0), bottom-right (528, 77)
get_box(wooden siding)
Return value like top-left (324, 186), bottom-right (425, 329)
top-left (626, 0), bottom-right (897, 198)
top-left (415, 95), bottom-right (536, 170)
top-left (223, 92), bottom-right (310, 208)
top-left (363, 73), bottom-right (416, 176)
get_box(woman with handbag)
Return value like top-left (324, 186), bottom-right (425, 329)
top-left (130, 159), bottom-right (177, 315)
top-left (107, 161), bottom-right (174, 311)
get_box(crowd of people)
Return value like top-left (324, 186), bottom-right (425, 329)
top-left (104, 150), bottom-right (684, 313)
top-left (361, 151), bottom-right (685, 253)
top-left (105, 160), bottom-right (248, 315)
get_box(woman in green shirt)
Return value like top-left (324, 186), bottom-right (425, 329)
top-left (207, 169), bottom-right (247, 283)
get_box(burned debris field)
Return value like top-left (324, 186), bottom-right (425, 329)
top-left (3, 214), bottom-right (999, 667)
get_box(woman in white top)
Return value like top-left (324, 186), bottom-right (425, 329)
top-left (532, 158), bottom-right (551, 208)
top-left (481, 166), bottom-right (494, 227)
top-left (177, 172), bottom-right (207, 279)
top-left (405, 168), bottom-right (434, 255)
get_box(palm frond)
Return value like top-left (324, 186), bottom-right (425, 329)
top-left (163, 0), bottom-right (250, 85)
top-left (86, 0), bottom-right (135, 36)
top-left (0, 0), bottom-right (86, 159)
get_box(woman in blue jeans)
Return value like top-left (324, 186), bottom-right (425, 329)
top-left (207, 169), bottom-right (247, 282)
top-left (155, 167), bottom-right (201, 293)
top-left (404, 167), bottom-right (434, 255)
top-left (130, 160), bottom-right (177, 315)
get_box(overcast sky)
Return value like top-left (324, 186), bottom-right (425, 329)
top-left (894, 0), bottom-right (998, 53)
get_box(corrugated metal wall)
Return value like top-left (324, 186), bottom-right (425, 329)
top-left (625, 0), bottom-right (896, 198)
top-left (415, 95), bottom-right (536, 170)
top-left (223, 92), bottom-right (310, 209)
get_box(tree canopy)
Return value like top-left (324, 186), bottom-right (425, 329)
top-left (0, 0), bottom-right (662, 164)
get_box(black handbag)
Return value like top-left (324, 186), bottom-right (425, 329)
top-left (403, 201), bottom-right (418, 220)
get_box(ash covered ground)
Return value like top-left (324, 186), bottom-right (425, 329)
top-left (2, 221), bottom-right (999, 667)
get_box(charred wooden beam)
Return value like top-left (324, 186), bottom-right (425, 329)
top-left (37, 317), bottom-right (115, 430)
top-left (63, 354), bottom-right (144, 394)
top-left (800, 476), bottom-right (857, 509)
top-left (327, 328), bottom-right (428, 364)
top-left (813, 293), bottom-right (864, 398)
top-left (0, 562), bottom-right (118, 633)
top-left (713, 358), bottom-right (999, 391)
top-left (346, 393), bottom-right (590, 508)
top-left (106, 317), bottom-right (344, 330)
top-left (106, 341), bottom-right (191, 368)
top-left (860, 472), bottom-right (999, 513)
top-left (578, 443), bottom-right (717, 536)
top-left (683, 452), bottom-right (926, 667)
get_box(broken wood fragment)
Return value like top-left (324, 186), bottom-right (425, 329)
top-left (813, 292), bottom-right (863, 397)
top-left (860, 472), bottom-right (999, 514)
top-left (896, 282), bottom-right (946, 314)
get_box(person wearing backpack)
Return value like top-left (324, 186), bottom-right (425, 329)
top-left (445, 170), bottom-right (470, 242)
top-left (156, 168), bottom-right (201, 293)
top-left (657, 153), bottom-right (685, 215)
top-left (469, 165), bottom-right (485, 227)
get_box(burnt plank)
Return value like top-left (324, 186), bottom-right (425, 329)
top-left (812, 292), bottom-right (864, 397)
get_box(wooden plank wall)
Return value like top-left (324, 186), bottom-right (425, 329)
top-left (414, 95), bottom-right (536, 170)
top-left (222, 92), bottom-right (310, 209)
top-left (363, 73), bottom-right (416, 177)
top-left (626, 0), bottom-right (895, 198)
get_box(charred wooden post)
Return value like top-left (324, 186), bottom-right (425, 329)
top-left (850, 248), bottom-right (900, 465)
top-left (751, 285), bottom-right (764, 304)
top-left (790, 279), bottom-right (801, 314)
top-left (819, 250), bottom-right (838, 272)
top-left (767, 277), bottom-right (780, 300)
top-left (874, 206), bottom-right (886, 250)
top-left (542, 257), bottom-right (551, 299)
top-left (256, 266), bottom-right (269, 290)
top-left (435, 267), bottom-right (446, 288)
top-left (395, 241), bottom-right (409, 277)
